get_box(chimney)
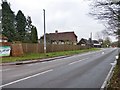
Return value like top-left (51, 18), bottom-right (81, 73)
top-left (55, 30), bottom-right (58, 34)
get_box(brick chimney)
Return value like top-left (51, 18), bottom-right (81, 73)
top-left (55, 30), bottom-right (58, 34)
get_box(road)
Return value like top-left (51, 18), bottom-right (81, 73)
top-left (0, 48), bottom-right (119, 88)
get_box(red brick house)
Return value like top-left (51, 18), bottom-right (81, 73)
top-left (40, 31), bottom-right (78, 45)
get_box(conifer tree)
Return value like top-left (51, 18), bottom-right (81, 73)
top-left (31, 26), bottom-right (38, 43)
top-left (16, 10), bottom-right (26, 42)
top-left (2, 1), bottom-right (16, 42)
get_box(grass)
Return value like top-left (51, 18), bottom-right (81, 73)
top-left (107, 62), bottom-right (120, 89)
top-left (0, 48), bottom-right (100, 63)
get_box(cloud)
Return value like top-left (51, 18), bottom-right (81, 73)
top-left (7, 0), bottom-right (108, 41)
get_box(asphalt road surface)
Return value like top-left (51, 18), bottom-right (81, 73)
top-left (0, 48), bottom-right (119, 88)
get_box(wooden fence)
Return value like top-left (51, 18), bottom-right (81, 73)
top-left (0, 42), bottom-right (89, 56)
top-left (22, 43), bottom-right (89, 54)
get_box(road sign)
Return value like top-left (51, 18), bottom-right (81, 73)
top-left (0, 46), bottom-right (11, 57)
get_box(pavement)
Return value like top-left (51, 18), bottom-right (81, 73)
top-left (0, 48), bottom-right (119, 88)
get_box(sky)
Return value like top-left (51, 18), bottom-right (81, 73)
top-left (1, 0), bottom-right (117, 41)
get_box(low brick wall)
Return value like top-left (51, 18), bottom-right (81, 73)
top-left (0, 42), bottom-right (24, 57)
top-left (11, 43), bottom-right (24, 57)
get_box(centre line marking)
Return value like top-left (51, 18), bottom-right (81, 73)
top-left (0, 69), bottom-right (53, 88)
top-left (68, 58), bottom-right (87, 65)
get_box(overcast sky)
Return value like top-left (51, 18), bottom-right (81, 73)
top-left (1, 0), bottom-right (117, 41)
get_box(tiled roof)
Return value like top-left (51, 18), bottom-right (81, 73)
top-left (78, 38), bottom-right (93, 45)
top-left (41, 31), bottom-right (77, 42)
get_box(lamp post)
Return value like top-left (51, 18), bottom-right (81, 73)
top-left (43, 9), bottom-right (46, 54)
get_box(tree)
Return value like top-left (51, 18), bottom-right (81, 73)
top-left (102, 37), bottom-right (112, 47)
top-left (23, 16), bottom-right (32, 42)
top-left (31, 26), bottom-right (38, 43)
top-left (26, 16), bottom-right (32, 32)
top-left (16, 10), bottom-right (26, 42)
top-left (24, 16), bottom-right (38, 43)
top-left (2, 1), bottom-right (16, 42)
top-left (95, 30), bottom-right (109, 40)
top-left (90, 0), bottom-right (120, 47)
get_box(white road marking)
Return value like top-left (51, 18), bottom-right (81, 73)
top-left (68, 61), bottom-right (81, 65)
top-left (68, 58), bottom-right (87, 65)
top-left (102, 52), bottom-right (105, 54)
top-left (0, 69), bottom-right (53, 88)
top-left (101, 60), bottom-right (117, 89)
top-left (115, 55), bottom-right (119, 59)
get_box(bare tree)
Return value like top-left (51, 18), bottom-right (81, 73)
top-left (95, 30), bottom-right (109, 40)
top-left (90, 0), bottom-right (120, 47)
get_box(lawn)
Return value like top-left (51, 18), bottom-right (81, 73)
top-left (1, 48), bottom-right (100, 63)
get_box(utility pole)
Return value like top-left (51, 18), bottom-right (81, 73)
top-left (90, 32), bottom-right (93, 47)
top-left (90, 32), bottom-right (92, 41)
top-left (43, 9), bottom-right (46, 54)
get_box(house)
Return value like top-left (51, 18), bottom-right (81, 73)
top-left (40, 30), bottom-right (77, 45)
top-left (78, 38), bottom-right (101, 48)
top-left (92, 40), bottom-right (101, 48)
top-left (0, 35), bottom-right (8, 42)
top-left (77, 38), bottom-right (91, 46)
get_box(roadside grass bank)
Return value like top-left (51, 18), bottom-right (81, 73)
top-left (107, 65), bottom-right (120, 89)
top-left (107, 54), bottom-right (120, 89)
top-left (1, 48), bottom-right (100, 63)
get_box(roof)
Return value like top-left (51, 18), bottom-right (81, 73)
top-left (78, 38), bottom-right (91, 45)
top-left (92, 40), bottom-right (99, 44)
top-left (41, 31), bottom-right (77, 42)
top-left (0, 34), bottom-right (8, 40)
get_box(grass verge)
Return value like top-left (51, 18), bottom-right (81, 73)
top-left (1, 48), bottom-right (100, 63)
top-left (107, 62), bottom-right (120, 89)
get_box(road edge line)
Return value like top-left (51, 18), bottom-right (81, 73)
top-left (100, 60), bottom-right (117, 89)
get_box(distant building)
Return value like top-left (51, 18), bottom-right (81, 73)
top-left (40, 30), bottom-right (77, 45)
top-left (92, 40), bottom-right (101, 48)
top-left (77, 38), bottom-right (91, 47)
top-left (78, 38), bottom-right (101, 48)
